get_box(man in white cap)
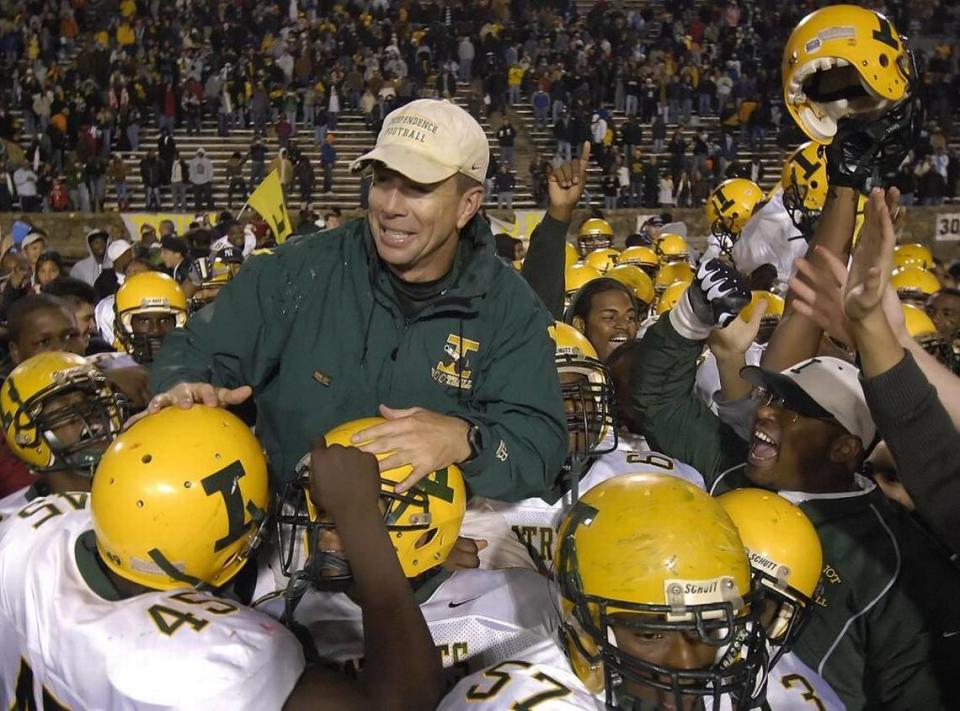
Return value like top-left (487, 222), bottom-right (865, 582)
top-left (627, 258), bottom-right (960, 708)
top-left (93, 239), bottom-right (133, 299)
top-left (150, 99), bottom-right (566, 502)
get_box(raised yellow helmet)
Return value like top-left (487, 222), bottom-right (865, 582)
top-left (0, 352), bottom-right (126, 474)
top-left (655, 233), bottom-right (690, 265)
top-left (706, 178), bottom-right (763, 236)
top-left (565, 242), bottom-right (579, 269)
top-left (783, 5), bottom-right (911, 143)
top-left (584, 247), bottom-right (620, 274)
top-left (577, 218), bottom-right (614, 255)
top-left (556, 473), bottom-right (762, 706)
top-left (891, 266), bottom-right (941, 304)
top-left (654, 261), bottom-right (694, 294)
top-left (717, 489), bottom-right (822, 654)
top-left (549, 323), bottom-right (616, 459)
top-left (894, 243), bottom-right (934, 270)
top-left (606, 264), bottom-right (655, 307)
top-left (618, 245), bottom-right (659, 277)
top-left (114, 272), bottom-right (188, 364)
top-left (740, 291), bottom-right (785, 344)
top-left (281, 417), bottom-right (466, 584)
top-left (655, 280), bottom-right (690, 316)
top-left (92, 406), bottom-right (270, 591)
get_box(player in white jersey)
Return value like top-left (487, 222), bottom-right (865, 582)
top-left (730, 144), bottom-right (828, 295)
top-left (268, 417), bottom-right (559, 679)
top-left (718, 489), bottom-right (844, 710)
top-left (441, 474), bottom-right (768, 710)
top-left (0, 351), bottom-right (126, 532)
top-left (469, 323), bottom-right (704, 568)
top-left (1, 407), bottom-right (447, 711)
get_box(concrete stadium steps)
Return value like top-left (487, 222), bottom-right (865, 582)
top-left (513, 100), bottom-right (789, 200)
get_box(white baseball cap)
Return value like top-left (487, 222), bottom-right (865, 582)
top-left (351, 99), bottom-right (489, 184)
top-left (740, 356), bottom-right (876, 446)
top-left (106, 239), bottom-right (133, 263)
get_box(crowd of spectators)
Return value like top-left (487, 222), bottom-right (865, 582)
top-left (0, 0), bottom-right (957, 212)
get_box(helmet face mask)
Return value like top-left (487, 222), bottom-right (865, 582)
top-left (781, 179), bottom-right (821, 240)
top-left (558, 363), bottom-right (616, 464)
top-left (556, 497), bottom-right (766, 710)
top-left (278, 436), bottom-right (465, 595)
top-left (3, 355), bottom-right (127, 474)
top-left (115, 273), bottom-right (188, 365)
top-left (578, 233), bottom-right (614, 255)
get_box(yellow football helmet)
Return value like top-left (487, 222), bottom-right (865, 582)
top-left (565, 263), bottom-right (603, 308)
top-left (781, 142), bottom-right (828, 237)
top-left (92, 406), bottom-right (270, 591)
top-left (606, 265), bottom-right (655, 307)
top-left (717, 489), bottom-right (822, 662)
top-left (565, 242), bottom-right (579, 269)
top-left (655, 280), bottom-right (689, 316)
top-left (584, 247), bottom-right (620, 274)
top-left (706, 179), bottom-right (763, 254)
top-left (278, 417), bottom-right (466, 589)
top-left (740, 291), bottom-right (785, 344)
top-left (654, 261), bottom-right (694, 296)
top-left (618, 245), bottom-right (659, 277)
top-left (783, 5), bottom-right (912, 143)
top-left (556, 473), bottom-right (763, 708)
top-left (114, 272), bottom-right (188, 364)
top-left (655, 232), bottom-right (689, 265)
top-left (894, 243), bottom-right (934, 270)
top-left (891, 266), bottom-right (941, 306)
top-left (577, 218), bottom-right (614, 255)
top-left (902, 304), bottom-right (954, 368)
top-left (0, 352), bottom-right (126, 474)
top-left (550, 323), bottom-right (616, 461)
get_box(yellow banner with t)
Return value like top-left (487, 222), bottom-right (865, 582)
top-left (488, 210), bottom-right (545, 248)
top-left (243, 169), bottom-right (293, 243)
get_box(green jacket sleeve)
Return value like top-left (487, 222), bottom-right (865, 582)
top-left (628, 315), bottom-right (748, 485)
top-left (150, 250), bottom-right (298, 394)
top-left (455, 291), bottom-right (567, 503)
top-left (520, 214), bottom-right (569, 320)
top-left (862, 351), bottom-right (960, 555)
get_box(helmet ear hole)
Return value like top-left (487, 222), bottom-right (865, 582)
top-left (415, 527), bottom-right (438, 549)
top-left (879, 54), bottom-right (889, 67)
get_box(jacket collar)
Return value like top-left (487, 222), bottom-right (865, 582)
top-left (361, 213), bottom-right (497, 313)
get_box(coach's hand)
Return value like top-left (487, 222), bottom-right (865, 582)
top-left (147, 382), bottom-right (253, 413)
top-left (351, 405), bottom-right (472, 493)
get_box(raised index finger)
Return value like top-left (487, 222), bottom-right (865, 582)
top-left (578, 141), bottom-right (591, 179)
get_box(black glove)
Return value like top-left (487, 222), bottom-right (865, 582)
top-left (826, 93), bottom-right (925, 191)
top-left (671, 259), bottom-right (751, 340)
top-left (689, 258), bottom-right (752, 328)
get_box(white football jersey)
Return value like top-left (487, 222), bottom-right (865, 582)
top-left (731, 193), bottom-right (807, 293)
top-left (469, 436), bottom-right (705, 565)
top-left (766, 651), bottom-right (845, 710)
top-left (258, 567), bottom-right (557, 679)
top-left (0, 500), bottom-right (305, 711)
top-left (438, 636), bottom-right (605, 711)
top-left (0, 485), bottom-right (30, 525)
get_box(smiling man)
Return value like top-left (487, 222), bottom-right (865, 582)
top-left (149, 99), bottom-right (566, 501)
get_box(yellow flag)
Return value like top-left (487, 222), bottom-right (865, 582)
top-left (245, 169), bottom-right (293, 243)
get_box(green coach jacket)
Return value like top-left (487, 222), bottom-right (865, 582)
top-left (629, 315), bottom-right (960, 710)
top-left (150, 216), bottom-right (566, 501)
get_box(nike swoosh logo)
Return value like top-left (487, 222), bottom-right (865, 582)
top-left (944, 631), bottom-right (960, 638)
top-left (448, 596), bottom-right (482, 609)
